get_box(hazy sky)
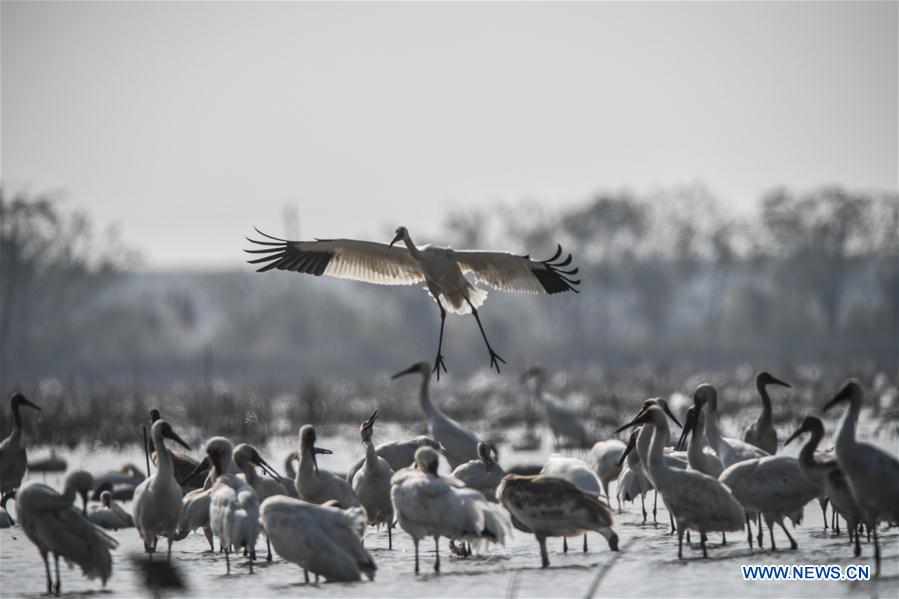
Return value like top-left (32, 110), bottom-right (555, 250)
top-left (3, 2), bottom-right (896, 269)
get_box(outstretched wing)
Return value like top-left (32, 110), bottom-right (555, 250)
top-left (245, 230), bottom-right (425, 286)
top-left (453, 245), bottom-right (580, 295)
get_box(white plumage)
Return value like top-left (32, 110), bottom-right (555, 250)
top-left (351, 411), bottom-right (396, 548)
top-left (87, 490), bottom-right (133, 530)
top-left (260, 495), bottom-right (376, 582)
top-left (345, 435), bottom-right (445, 484)
top-left (589, 439), bottom-right (627, 508)
top-left (246, 226), bottom-right (579, 375)
top-left (295, 425), bottom-right (360, 508)
top-left (698, 384), bottom-right (770, 467)
top-left (452, 441), bottom-right (505, 501)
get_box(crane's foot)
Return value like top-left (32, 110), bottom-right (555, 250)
top-left (487, 349), bottom-right (506, 374)
top-left (432, 354), bottom-right (448, 378)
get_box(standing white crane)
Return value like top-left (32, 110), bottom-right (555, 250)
top-left (390, 447), bottom-right (509, 574)
top-left (589, 439), bottom-right (627, 510)
top-left (452, 441), bottom-right (505, 501)
top-left (246, 226), bottom-right (580, 376)
top-left (498, 474), bottom-right (617, 568)
top-left (345, 435), bottom-right (445, 484)
top-left (823, 379), bottom-right (899, 576)
top-left (203, 437), bottom-right (261, 574)
top-left (675, 401), bottom-right (724, 478)
top-left (784, 415), bottom-right (862, 556)
top-left (699, 384), bottom-right (769, 467)
top-left (521, 368), bottom-right (592, 448)
top-left (232, 442), bottom-right (288, 561)
top-left (16, 470), bottom-right (119, 594)
top-left (541, 454), bottom-right (604, 553)
top-left (741, 371), bottom-right (791, 454)
top-left (0, 392), bottom-right (41, 503)
top-left (260, 495), bottom-right (376, 582)
top-left (295, 425), bottom-right (360, 507)
top-left (615, 429), bottom-right (653, 521)
top-left (132, 419), bottom-right (192, 560)
top-left (619, 406), bottom-right (744, 559)
top-left (147, 409), bottom-right (208, 493)
top-left (392, 362), bottom-right (480, 469)
top-left (351, 411), bottom-right (396, 548)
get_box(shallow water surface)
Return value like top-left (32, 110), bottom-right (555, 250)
top-left (2, 429), bottom-right (897, 598)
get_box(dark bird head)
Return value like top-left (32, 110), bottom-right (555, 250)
top-left (415, 446), bottom-right (441, 475)
top-left (299, 424), bottom-right (332, 473)
top-left (152, 420), bottom-right (191, 452)
top-left (675, 404), bottom-right (699, 451)
top-left (10, 392), bottom-right (41, 413)
top-left (785, 415), bottom-right (825, 446)
top-left (65, 470), bottom-right (94, 516)
top-left (617, 428), bottom-right (640, 468)
top-left (391, 362), bottom-right (430, 380)
top-left (203, 437), bottom-right (234, 478)
top-left (693, 384), bottom-right (718, 411)
top-left (233, 443), bottom-right (282, 480)
top-left (360, 410), bottom-right (378, 443)
top-left (823, 379), bottom-right (863, 413)
top-left (149, 408), bottom-right (161, 423)
top-left (389, 226), bottom-right (408, 248)
top-left (757, 371), bottom-right (791, 390)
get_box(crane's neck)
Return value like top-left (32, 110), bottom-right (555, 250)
top-left (238, 460), bottom-right (259, 486)
top-left (702, 398), bottom-right (725, 451)
top-left (418, 372), bottom-right (439, 419)
top-left (362, 439), bottom-right (378, 472)
top-left (636, 422), bottom-right (652, 466)
top-left (646, 419), bottom-right (672, 480)
top-left (152, 431), bottom-right (175, 481)
top-left (756, 380), bottom-right (773, 424)
top-left (60, 478), bottom-right (79, 506)
top-left (797, 427), bottom-right (823, 469)
top-left (688, 411), bottom-right (707, 463)
top-left (284, 452), bottom-right (298, 480)
top-left (402, 231), bottom-right (423, 259)
top-left (8, 402), bottom-right (24, 446)
top-left (835, 395), bottom-right (860, 452)
top-left (298, 444), bottom-right (317, 480)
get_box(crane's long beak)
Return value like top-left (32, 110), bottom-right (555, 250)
top-left (165, 429), bottom-right (191, 452)
top-left (392, 365), bottom-right (419, 379)
top-left (615, 410), bottom-right (648, 434)
top-left (180, 456), bottom-right (210, 485)
top-left (617, 434), bottom-right (636, 468)
top-left (314, 447), bottom-right (333, 455)
top-left (768, 375), bottom-right (791, 388)
top-left (784, 427), bottom-right (803, 446)
top-left (254, 455), bottom-right (284, 480)
top-left (388, 232), bottom-right (402, 249)
top-left (660, 403), bottom-right (682, 429)
top-left (20, 396), bottom-right (41, 411)
top-left (363, 410), bottom-right (378, 429)
top-left (823, 383), bottom-right (852, 413)
top-left (675, 407), bottom-right (695, 451)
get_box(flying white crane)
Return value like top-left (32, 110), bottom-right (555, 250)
top-left (260, 495), bottom-right (376, 582)
top-left (619, 406), bottom-right (744, 559)
top-left (741, 371), bottom-right (791, 454)
top-left (246, 226), bottom-right (579, 376)
top-left (16, 470), bottom-right (119, 594)
top-left (345, 435), bottom-right (446, 483)
top-left (392, 362), bottom-right (480, 469)
top-left (785, 415), bottom-right (862, 556)
top-left (0, 392), bottom-right (41, 500)
top-left (823, 379), bottom-right (899, 576)
top-left (589, 439), bottom-right (627, 510)
top-left (132, 419), bottom-right (192, 560)
top-left (498, 474), bottom-right (618, 568)
top-left (522, 368), bottom-right (592, 448)
top-left (87, 490), bottom-right (134, 530)
top-left (390, 446), bottom-right (509, 573)
top-left (351, 411), bottom-right (396, 549)
top-left (204, 437), bottom-right (261, 574)
top-left (452, 441), bottom-right (505, 501)
top-left (295, 425), bottom-right (360, 507)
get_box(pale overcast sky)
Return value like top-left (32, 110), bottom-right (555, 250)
top-left (2, 2), bottom-right (896, 269)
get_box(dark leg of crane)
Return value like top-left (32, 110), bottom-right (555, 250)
top-left (701, 532), bottom-right (708, 558)
top-left (652, 491), bottom-right (658, 525)
top-left (677, 527), bottom-right (684, 559)
top-left (757, 513), bottom-right (764, 547)
top-left (746, 513), bottom-right (754, 549)
top-left (388, 521), bottom-right (393, 550)
top-left (779, 521), bottom-right (798, 550)
top-left (466, 300), bottom-right (505, 374)
top-left (225, 547), bottom-right (231, 575)
top-left (767, 519), bottom-right (777, 551)
top-left (432, 302), bottom-right (448, 379)
top-left (42, 553), bottom-right (52, 595)
top-left (641, 494), bottom-right (647, 523)
top-left (54, 553), bottom-right (61, 595)
top-left (583, 534), bottom-right (588, 552)
top-left (873, 525), bottom-right (881, 577)
top-left (266, 538), bottom-right (272, 562)
top-left (414, 539), bottom-right (420, 574)
top-left (669, 512), bottom-right (676, 535)
top-left (721, 531), bottom-right (727, 545)
top-left (304, 569), bottom-right (309, 584)
top-left (434, 537), bottom-right (440, 573)
top-left (563, 537), bottom-right (568, 553)
top-left (821, 498), bottom-right (829, 531)
top-left (854, 522), bottom-right (861, 557)
top-left (538, 535), bottom-right (549, 568)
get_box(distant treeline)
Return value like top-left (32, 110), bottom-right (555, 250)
top-left (1, 183), bottom-right (897, 394)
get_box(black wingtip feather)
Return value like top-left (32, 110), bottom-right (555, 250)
top-left (531, 244), bottom-right (582, 294)
top-left (245, 230), bottom-right (335, 276)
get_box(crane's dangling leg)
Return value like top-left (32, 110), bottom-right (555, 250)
top-left (432, 302), bottom-right (448, 379)
top-left (466, 300), bottom-right (506, 374)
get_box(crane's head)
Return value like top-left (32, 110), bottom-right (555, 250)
top-left (9, 392), bottom-right (40, 414)
top-left (149, 408), bottom-right (161, 423)
top-left (203, 436), bottom-right (234, 476)
top-left (299, 424), bottom-right (333, 473)
top-left (233, 443), bottom-right (282, 480)
top-left (675, 404), bottom-right (698, 451)
top-left (413, 435), bottom-right (448, 456)
top-left (99, 490), bottom-right (113, 508)
top-left (359, 410), bottom-right (378, 443)
top-left (64, 470), bottom-right (94, 515)
top-left (151, 419), bottom-right (191, 452)
top-left (784, 415), bottom-right (824, 446)
top-left (823, 379), bottom-right (862, 414)
top-left (389, 226), bottom-right (409, 248)
top-left (477, 441), bottom-right (499, 469)
top-left (391, 362), bottom-right (430, 380)
top-left (757, 371), bottom-right (791, 390)
top-left (414, 446), bottom-right (440, 475)
top-left (616, 399), bottom-right (678, 434)
top-left (692, 383), bottom-right (717, 410)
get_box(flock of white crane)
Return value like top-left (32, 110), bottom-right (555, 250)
top-left (0, 228), bottom-right (897, 594)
